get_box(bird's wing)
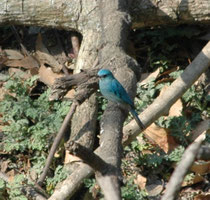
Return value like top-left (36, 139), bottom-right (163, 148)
top-left (111, 79), bottom-right (134, 107)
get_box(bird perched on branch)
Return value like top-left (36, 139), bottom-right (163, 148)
top-left (98, 69), bottom-right (145, 129)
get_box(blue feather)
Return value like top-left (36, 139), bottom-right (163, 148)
top-left (98, 69), bottom-right (145, 129)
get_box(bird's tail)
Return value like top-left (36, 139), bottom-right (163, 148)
top-left (130, 109), bottom-right (145, 129)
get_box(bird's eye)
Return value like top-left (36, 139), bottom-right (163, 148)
top-left (100, 75), bottom-right (107, 78)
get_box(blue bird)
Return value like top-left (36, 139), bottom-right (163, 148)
top-left (98, 69), bottom-right (145, 129)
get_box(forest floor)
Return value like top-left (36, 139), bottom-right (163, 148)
top-left (0, 25), bottom-right (209, 200)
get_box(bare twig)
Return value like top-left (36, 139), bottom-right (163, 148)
top-left (37, 101), bottom-right (78, 185)
top-left (161, 132), bottom-right (206, 200)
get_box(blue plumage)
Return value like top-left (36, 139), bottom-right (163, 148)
top-left (98, 69), bottom-right (145, 129)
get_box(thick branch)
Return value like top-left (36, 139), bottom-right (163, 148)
top-left (90, 0), bottom-right (138, 199)
top-left (0, 0), bottom-right (99, 32)
top-left (0, 0), bottom-right (210, 30)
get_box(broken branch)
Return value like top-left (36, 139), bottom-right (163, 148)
top-left (37, 101), bottom-right (78, 185)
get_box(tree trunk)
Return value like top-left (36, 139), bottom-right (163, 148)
top-left (0, 0), bottom-right (210, 30)
top-left (69, 30), bottom-right (100, 151)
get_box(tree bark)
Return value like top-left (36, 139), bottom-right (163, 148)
top-left (0, 0), bottom-right (210, 30)
top-left (51, 3), bottom-right (100, 195)
top-left (131, 0), bottom-right (210, 28)
top-left (69, 30), bottom-right (100, 149)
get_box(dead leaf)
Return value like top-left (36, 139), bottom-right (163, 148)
top-left (30, 169), bottom-right (38, 181)
top-left (192, 174), bottom-right (205, 184)
top-left (8, 68), bottom-right (31, 79)
top-left (0, 160), bottom-right (10, 172)
top-left (4, 55), bottom-right (39, 69)
top-left (36, 33), bottom-right (62, 73)
top-left (159, 86), bottom-right (183, 117)
top-left (0, 87), bottom-right (7, 101)
top-left (64, 89), bottom-right (75, 99)
top-left (182, 173), bottom-right (204, 187)
top-left (4, 49), bottom-right (24, 60)
top-left (0, 125), bottom-right (4, 132)
top-left (194, 194), bottom-right (210, 200)
top-left (139, 68), bottom-right (160, 86)
top-left (6, 169), bottom-right (17, 182)
top-left (145, 179), bottom-right (163, 197)
top-left (134, 174), bottom-right (147, 190)
top-left (168, 99), bottom-right (183, 117)
top-left (64, 150), bottom-right (81, 164)
top-left (91, 183), bottom-right (100, 199)
top-left (144, 123), bottom-right (178, 153)
top-left (191, 161), bottom-right (210, 175)
top-left (38, 65), bottom-right (63, 86)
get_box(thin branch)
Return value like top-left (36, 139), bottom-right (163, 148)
top-left (37, 101), bottom-right (78, 185)
top-left (161, 132), bottom-right (206, 200)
